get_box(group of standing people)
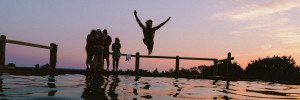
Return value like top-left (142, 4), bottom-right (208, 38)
top-left (85, 10), bottom-right (171, 72)
top-left (85, 29), bottom-right (121, 71)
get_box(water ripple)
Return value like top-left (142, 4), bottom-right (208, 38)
top-left (1, 74), bottom-right (300, 99)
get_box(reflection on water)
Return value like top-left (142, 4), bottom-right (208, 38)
top-left (1, 74), bottom-right (300, 99)
top-left (108, 74), bottom-right (119, 100)
top-left (47, 75), bottom-right (57, 96)
top-left (133, 75), bottom-right (140, 100)
top-left (213, 80), bottom-right (231, 100)
top-left (0, 73), bottom-right (3, 94)
top-left (173, 78), bottom-right (181, 97)
top-left (82, 72), bottom-right (107, 99)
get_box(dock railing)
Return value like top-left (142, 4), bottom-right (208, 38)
top-left (0, 35), bottom-right (57, 70)
top-left (0, 34), bottom-right (233, 77)
top-left (113, 52), bottom-right (234, 77)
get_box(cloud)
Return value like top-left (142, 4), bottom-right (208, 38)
top-left (273, 28), bottom-right (300, 44)
top-left (227, 17), bottom-right (289, 36)
top-left (244, 18), bottom-right (289, 29)
top-left (215, 0), bottom-right (300, 20)
top-left (261, 44), bottom-right (272, 50)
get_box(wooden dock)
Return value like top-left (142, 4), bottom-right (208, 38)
top-left (0, 34), bottom-right (233, 77)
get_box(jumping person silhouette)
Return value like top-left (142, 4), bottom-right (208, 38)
top-left (134, 10), bottom-right (171, 55)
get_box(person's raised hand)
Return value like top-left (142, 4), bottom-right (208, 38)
top-left (165, 17), bottom-right (171, 22)
top-left (134, 10), bottom-right (137, 15)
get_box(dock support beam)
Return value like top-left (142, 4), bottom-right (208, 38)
top-left (227, 52), bottom-right (232, 62)
top-left (50, 43), bottom-right (57, 69)
top-left (213, 60), bottom-right (218, 76)
top-left (0, 35), bottom-right (6, 68)
top-left (135, 52), bottom-right (140, 75)
top-left (226, 52), bottom-right (231, 76)
top-left (175, 56), bottom-right (180, 77)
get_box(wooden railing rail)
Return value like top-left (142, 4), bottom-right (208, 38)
top-left (0, 35), bottom-right (57, 70)
top-left (110, 52), bottom-right (233, 77)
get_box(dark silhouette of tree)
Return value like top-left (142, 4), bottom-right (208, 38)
top-left (98, 56), bottom-right (300, 82)
top-left (244, 56), bottom-right (300, 81)
top-left (152, 68), bottom-right (159, 75)
top-left (201, 61), bottom-right (243, 78)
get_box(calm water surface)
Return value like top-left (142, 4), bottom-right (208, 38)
top-left (1, 73), bottom-right (300, 100)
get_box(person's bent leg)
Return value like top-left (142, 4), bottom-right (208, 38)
top-left (92, 52), bottom-right (99, 70)
top-left (86, 52), bottom-right (91, 69)
top-left (112, 57), bottom-right (116, 71)
top-left (106, 58), bottom-right (110, 70)
top-left (147, 46), bottom-right (151, 55)
top-left (144, 39), bottom-right (154, 55)
top-left (100, 58), bottom-right (104, 71)
top-left (116, 57), bottom-right (120, 71)
top-left (147, 42), bottom-right (154, 55)
top-left (98, 49), bottom-right (104, 71)
top-left (86, 59), bottom-right (89, 69)
top-left (143, 39), bottom-right (147, 45)
top-left (103, 59), bottom-right (108, 70)
top-left (88, 52), bottom-right (94, 69)
top-left (89, 54), bottom-right (94, 70)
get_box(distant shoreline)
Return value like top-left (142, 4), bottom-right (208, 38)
top-left (1, 67), bottom-right (300, 85)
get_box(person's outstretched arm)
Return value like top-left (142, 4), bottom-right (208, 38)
top-left (134, 10), bottom-right (145, 29)
top-left (154, 17), bottom-right (171, 30)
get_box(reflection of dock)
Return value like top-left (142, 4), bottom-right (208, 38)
top-left (0, 67), bottom-right (236, 80)
top-left (2, 67), bottom-right (300, 85)
top-left (0, 67), bottom-right (84, 76)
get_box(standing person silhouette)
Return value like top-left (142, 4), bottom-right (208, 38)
top-left (134, 10), bottom-right (171, 55)
top-left (112, 38), bottom-right (121, 71)
top-left (103, 29), bottom-right (112, 71)
top-left (93, 29), bottom-right (105, 71)
top-left (85, 29), bottom-right (97, 70)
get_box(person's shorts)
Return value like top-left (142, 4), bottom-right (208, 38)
top-left (103, 51), bottom-right (109, 59)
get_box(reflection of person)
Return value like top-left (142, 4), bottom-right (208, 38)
top-left (103, 29), bottom-right (112, 71)
top-left (134, 10), bottom-right (171, 55)
top-left (86, 30), bottom-right (96, 70)
top-left (112, 38), bottom-right (121, 71)
top-left (93, 29), bottom-right (105, 71)
top-left (0, 73), bottom-right (3, 92)
top-left (108, 75), bottom-right (120, 100)
top-left (82, 73), bottom-right (108, 99)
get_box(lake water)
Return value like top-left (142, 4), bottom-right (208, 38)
top-left (0, 74), bottom-right (300, 100)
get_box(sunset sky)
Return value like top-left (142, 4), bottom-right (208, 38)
top-left (1, 0), bottom-right (300, 71)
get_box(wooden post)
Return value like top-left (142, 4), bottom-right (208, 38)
top-left (213, 60), bottom-right (218, 76)
top-left (50, 43), bottom-right (57, 70)
top-left (226, 52), bottom-right (231, 76)
top-left (135, 52), bottom-right (140, 75)
top-left (0, 35), bottom-right (6, 68)
top-left (227, 52), bottom-right (231, 62)
top-left (175, 56), bottom-right (179, 77)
